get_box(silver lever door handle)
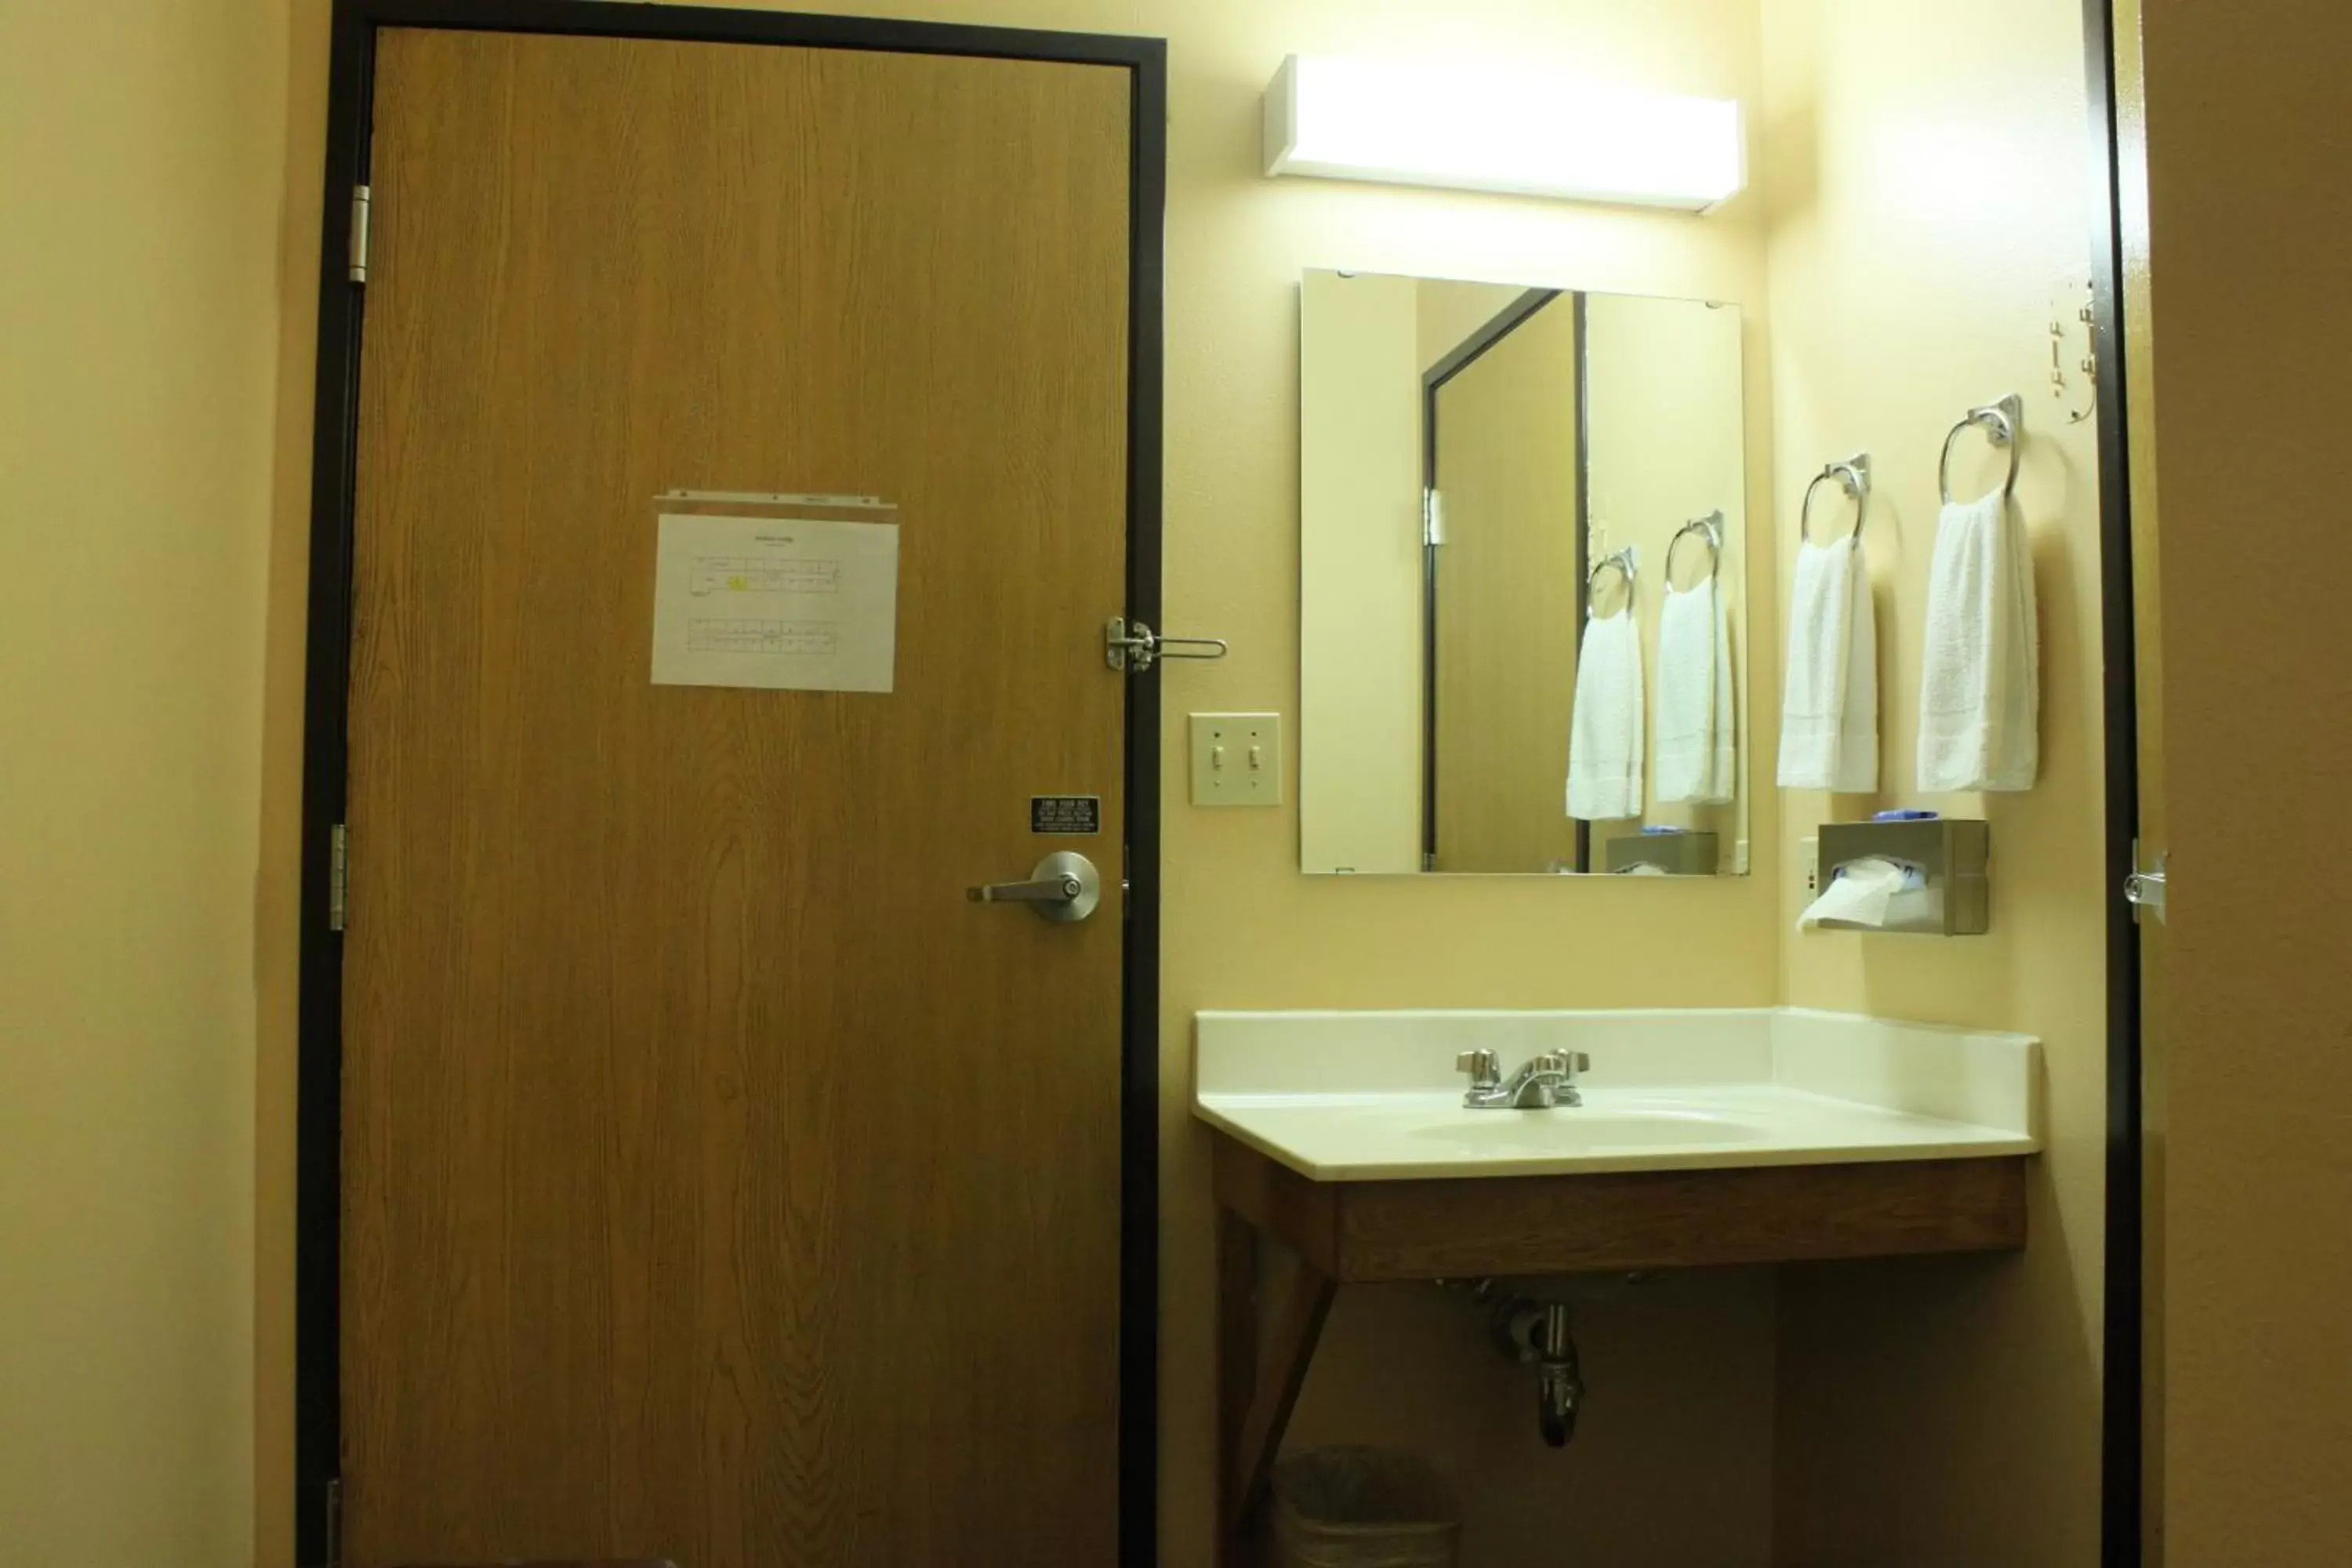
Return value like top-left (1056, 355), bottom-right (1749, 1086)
top-left (971, 873), bottom-right (1081, 903)
top-left (967, 851), bottom-right (1101, 924)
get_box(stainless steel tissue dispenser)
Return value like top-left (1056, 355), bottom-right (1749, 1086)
top-left (1605, 830), bottom-right (1719, 876)
top-left (1816, 818), bottom-right (1990, 935)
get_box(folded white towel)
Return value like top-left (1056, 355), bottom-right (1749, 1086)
top-left (1567, 608), bottom-right (1644, 820)
top-left (1777, 536), bottom-right (1878, 793)
top-left (1655, 577), bottom-right (1735, 804)
top-left (1917, 491), bottom-right (2039, 791)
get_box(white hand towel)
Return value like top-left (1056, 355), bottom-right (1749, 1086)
top-left (1566, 609), bottom-right (1643, 820)
top-left (1917, 491), bottom-right (2039, 792)
top-left (1776, 536), bottom-right (1878, 793)
top-left (1655, 577), bottom-right (1736, 804)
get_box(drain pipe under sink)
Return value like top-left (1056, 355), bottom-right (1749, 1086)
top-left (1438, 1279), bottom-right (1587, 1447)
top-left (1497, 1297), bottom-right (1584, 1447)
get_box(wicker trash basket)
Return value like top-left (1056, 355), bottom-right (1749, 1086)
top-left (1270, 1447), bottom-right (1462, 1568)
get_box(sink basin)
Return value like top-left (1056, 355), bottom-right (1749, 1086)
top-left (1406, 1105), bottom-right (1766, 1153)
top-left (1192, 1008), bottom-right (2042, 1181)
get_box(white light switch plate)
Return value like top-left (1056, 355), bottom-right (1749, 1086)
top-left (1189, 713), bottom-right (1282, 807)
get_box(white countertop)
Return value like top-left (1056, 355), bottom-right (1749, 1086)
top-left (1194, 1007), bottom-right (2040, 1183)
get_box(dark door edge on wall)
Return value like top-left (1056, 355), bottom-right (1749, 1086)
top-left (293, 5), bottom-right (1166, 1565)
top-left (2080, 1), bottom-right (2146, 1563)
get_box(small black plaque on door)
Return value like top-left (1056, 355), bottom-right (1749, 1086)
top-left (1030, 795), bottom-right (1102, 835)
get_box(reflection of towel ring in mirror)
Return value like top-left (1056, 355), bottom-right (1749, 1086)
top-left (1937, 394), bottom-right (2024, 505)
top-left (1798, 454), bottom-right (1871, 546)
top-left (1664, 510), bottom-right (1726, 586)
top-left (1586, 546), bottom-right (1636, 617)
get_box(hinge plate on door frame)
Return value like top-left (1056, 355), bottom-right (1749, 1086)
top-left (2124, 838), bottom-right (2166, 924)
top-left (1422, 488), bottom-right (1446, 546)
top-left (324, 1475), bottom-right (343, 1568)
top-left (347, 184), bottom-right (371, 284)
top-left (328, 824), bottom-right (348, 932)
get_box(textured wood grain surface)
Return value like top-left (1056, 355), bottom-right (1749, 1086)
top-left (343, 29), bottom-right (1131, 1567)
top-left (1212, 1134), bottom-right (2027, 1283)
top-left (1212, 1134), bottom-right (1341, 1275)
top-left (1223, 1259), bottom-right (1335, 1541)
top-left (1340, 1156), bottom-right (2027, 1280)
top-left (1214, 1209), bottom-right (1258, 1567)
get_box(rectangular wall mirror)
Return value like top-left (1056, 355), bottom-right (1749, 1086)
top-left (1300, 268), bottom-right (1750, 877)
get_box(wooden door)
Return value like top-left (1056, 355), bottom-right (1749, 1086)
top-left (1431, 298), bottom-right (1583, 873)
top-left (339, 28), bottom-right (1134, 1567)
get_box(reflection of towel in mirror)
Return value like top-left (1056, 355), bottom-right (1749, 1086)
top-left (1567, 609), bottom-right (1644, 821)
top-left (1918, 492), bottom-right (2038, 792)
top-left (1777, 536), bottom-right (1878, 793)
top-left (1655, 578), bottom-right (1735, 804)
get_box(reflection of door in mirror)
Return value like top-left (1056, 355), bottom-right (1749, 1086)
top-left (1427, 290), bottom-right (1583, 873)
top-left (1298, 268), bottom-right (1749, 878)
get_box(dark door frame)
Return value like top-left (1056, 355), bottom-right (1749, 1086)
top-left (2081, 0), bottom-right (2145, 1563)
top-left (292, 5), bottom-right (1166, 1564)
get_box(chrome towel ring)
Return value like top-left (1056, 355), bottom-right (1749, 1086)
top-left (1798, 453), bottom-right (1871, 546)
top-left (1938, 394), bottom-right (2024, 505)
top-left (1586, 545), bottom-right (1636, 617)
top-left (1664, 510), bottom-right (1726, 585)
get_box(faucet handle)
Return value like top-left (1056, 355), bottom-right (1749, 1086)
top-left (1454, 1049), bottom-right (1500, 1087)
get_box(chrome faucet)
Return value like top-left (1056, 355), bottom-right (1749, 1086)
top-left (1454, 1049), bottom-right (1592, 1109)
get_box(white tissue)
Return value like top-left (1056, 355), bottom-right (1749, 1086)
top-left (1796, 855), bottom-right (1922, 931)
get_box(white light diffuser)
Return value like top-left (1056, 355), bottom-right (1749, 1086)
top-left (1262, 55), bottom-right (1745, 212)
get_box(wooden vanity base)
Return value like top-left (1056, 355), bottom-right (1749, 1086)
top-left (1210, 1131), bottom-right (2027, 1558)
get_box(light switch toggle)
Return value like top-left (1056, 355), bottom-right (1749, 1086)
top-left (1190, 713), bottom-right (1282, 807)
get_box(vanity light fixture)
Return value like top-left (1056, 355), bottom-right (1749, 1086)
top-left (1261, 55), bottom-right (1745, 212)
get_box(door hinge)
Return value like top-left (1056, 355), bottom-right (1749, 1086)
top-left (328, 824), bottom-right (349, 932)
top-left (1422, 489), bottom-right (1446, 546)
top-left (347, 184), bottom-right (371, 284)
top-left (1105, 616), bottom-right (1229, 674)
top-left (324, 1475), bottom-right (343, 1568)
top-left (2124, 839), bottom-right (2166, 924)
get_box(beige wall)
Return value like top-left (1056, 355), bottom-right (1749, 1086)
top-left (1298, 270), bottom-right (1424, 873)
top-left (1759, 0), bottom-right (2109, 1561)
top-left (1414, 276), bottom-right (1526, 372)
top-left (1584, 290), bottom-right (1751, 861)
top-left (0, 2), bottom-right (291, 1563)
top-left (2136, 2), bottom-right (2352, 1562)
top-left (1143, 1), bottom-right (1783, 1559)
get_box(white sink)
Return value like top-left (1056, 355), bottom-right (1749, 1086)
top-left (1405, 1102), bottom-right (1766, 1153)
top-left (1193, 1009), bottom-right (2041, 1182)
